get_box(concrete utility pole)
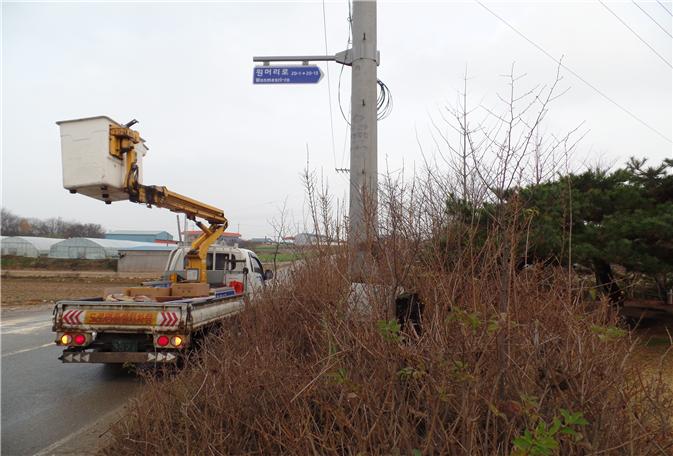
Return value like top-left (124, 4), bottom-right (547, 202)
top-left (348, 0), bottom-right (378, 282)
top-left (252, 0), bottom-right (379, 283)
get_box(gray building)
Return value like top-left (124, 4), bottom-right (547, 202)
top-left (249, 237), bottom-right (273, 244)
top-left (293, 233), bottom-right (329, 246)
top-left (106, 230), bottom-right (173, 243)
top-left (118, 245), bottom-right (176, 273)
top-left (183, 230), bottom-right (241, 246)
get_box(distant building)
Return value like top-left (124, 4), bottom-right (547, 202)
top-left (182, 231), bottom-right (242, 246)
top-left (118, 245), bottom-right (176, 273)
top-left (294, 233), bottom-right (330, 246)
top-left (106, 230), bottom-right (174, 243)
top-left (248, 237), bottom-right (274, 244)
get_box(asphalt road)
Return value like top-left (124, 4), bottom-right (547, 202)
top-left (1, 306), bottom-right (142, 455)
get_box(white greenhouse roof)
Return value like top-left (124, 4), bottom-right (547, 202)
top-left (2, 236), bottom-right (64, 251)
top-left (107, 230), bottom-right (170, 235)
top-left (57, 238), bottom-right (159, 249)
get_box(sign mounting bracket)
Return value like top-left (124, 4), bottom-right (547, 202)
top-left (252, 50), bottom-right (379, 67)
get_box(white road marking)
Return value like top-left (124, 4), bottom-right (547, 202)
top-left (0, 315), bottom-right (50, 328)
top-left (1, 322), bottom-right (52, 335)
top-left (2, 342), bottom-right (54, 358)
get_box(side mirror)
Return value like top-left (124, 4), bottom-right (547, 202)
top-left (264, 269), bottom-right (274, 280)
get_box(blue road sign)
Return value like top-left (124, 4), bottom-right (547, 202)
top-left (253, 65), bottom-right (323, 84)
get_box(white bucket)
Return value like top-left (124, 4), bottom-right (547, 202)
top-left (56, 116), bottom-right (147, 203)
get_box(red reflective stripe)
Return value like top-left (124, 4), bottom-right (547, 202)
top-left (159, 311), bottom-right (178, 326)
top-left (63, 310), bottom-right (84, 325)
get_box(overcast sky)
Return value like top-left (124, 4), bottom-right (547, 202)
top-left (2, 0), bottom-right (671, 239)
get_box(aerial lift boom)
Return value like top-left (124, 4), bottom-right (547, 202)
top-left (109, 121), bottom-right (227, 283)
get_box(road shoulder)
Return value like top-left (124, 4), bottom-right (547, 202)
top-left (34, 402), bottom-right (129, 456)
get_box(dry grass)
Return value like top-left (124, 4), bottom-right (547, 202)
top-left (0, 276), bottom-right (137, 307)
top-left (105, 68), bottom-right (672, 455)
top-left (104, 247), bottom-right (672, 455)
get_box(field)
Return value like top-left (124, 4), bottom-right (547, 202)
top-left (249, 244), bottom-right (303, 263)
top-left (1, 255), bottom-right (117, 271)
top-left (0, 276), bottom-right (139, 308)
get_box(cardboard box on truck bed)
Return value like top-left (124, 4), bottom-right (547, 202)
top-left (102, 287), bottom-right (129, 298)
top-left (170, 282), bottom-right (210, 298)
top-left (127, 287), bottom-right (171, 298)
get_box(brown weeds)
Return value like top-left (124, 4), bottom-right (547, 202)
top-left (104, 247), bottom-right (672, 455)
top-left (104, 67), bottom-right (671, 455)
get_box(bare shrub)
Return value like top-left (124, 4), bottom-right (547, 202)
top-left (104, 247), bottom-right (672, 454)
top-left (104, 168), bottom-right (672, 454)
top-left (104, 67), bottom-right (671, 455)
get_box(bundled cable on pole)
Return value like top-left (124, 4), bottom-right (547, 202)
top-left (376, 79), bottom-right (393, 120)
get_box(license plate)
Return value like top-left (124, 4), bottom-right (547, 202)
top-left (112, 340), bottom-right (138, 352)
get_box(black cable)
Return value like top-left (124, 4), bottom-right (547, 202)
top-left (337, 64), bottom-right (350, 125)
top-left (376, 79), bottom-right (393, 120)
top-left (632, 0), bottom-right (672, 38)
top-left (337, 0), bottom-right (352, 126)
top-left (335, 0), bottom-right (353, 170)
top-left (598, 0), bottom-right (672, 68)
top-left (321, 0), bottom-right (338, 170)
top-left (474, 0), bottom-right (672, 144)
top-left (657, 0), bottom-right (672, 16)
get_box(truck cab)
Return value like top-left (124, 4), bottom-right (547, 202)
top-left (163, 245), bottom-right (271, 292)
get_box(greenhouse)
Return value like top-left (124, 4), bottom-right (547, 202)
top-left (48, 238), bottom-right (159, 260)
top-left (1, 236), bottom-right (64, 258)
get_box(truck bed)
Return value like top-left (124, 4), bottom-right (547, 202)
top-left (53, 294), bottom-right (245, 334)
top-left (52, 293), bottom-right (246, 364)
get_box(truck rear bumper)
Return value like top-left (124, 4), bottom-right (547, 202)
top-left (59, 351), bottom-right (178, 364)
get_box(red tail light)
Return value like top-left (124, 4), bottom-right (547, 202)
top-left (74, 334), bottom-right (86, 345)
top-left (157, 335), bottom-right (170, 347)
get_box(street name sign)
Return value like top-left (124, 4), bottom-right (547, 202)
top-left (253, 65), bottom-right (323, 84)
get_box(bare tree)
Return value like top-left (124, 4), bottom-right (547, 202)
top-left (268, 197), bottom-right (291, 277)
top-left (0, 208), bottom-right (105, 238)
top-left (426, 62), bottom-right (587, 399)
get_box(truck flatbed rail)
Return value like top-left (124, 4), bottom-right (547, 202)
top-left (53, 294), bottom-right (245, 334)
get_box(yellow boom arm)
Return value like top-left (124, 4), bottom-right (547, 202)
top-left (110, 123), bottom-right (228, 283)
